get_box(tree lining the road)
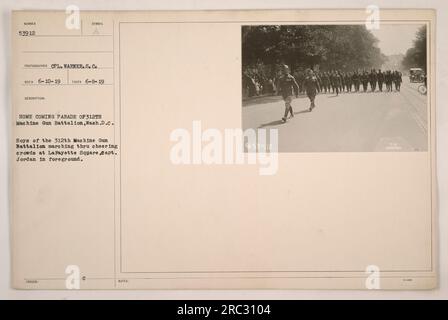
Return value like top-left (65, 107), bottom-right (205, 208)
top-left (402, 25), bottom-right (427, 71)
top-left (242, 25), bottom-right (387, 75)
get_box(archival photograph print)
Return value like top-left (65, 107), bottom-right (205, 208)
top-left (242, 24), bottom-right (428, 152)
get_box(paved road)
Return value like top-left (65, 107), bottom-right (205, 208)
top-left (242, 79), bottom-right (428, 152)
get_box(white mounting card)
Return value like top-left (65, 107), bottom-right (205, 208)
top-left (11, 9), bottom-right (436, 289)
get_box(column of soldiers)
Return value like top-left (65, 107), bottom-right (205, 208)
top-left (294, 69), bottom-right (403, 95)
top-left (276, 66), bottom-right (403, 123)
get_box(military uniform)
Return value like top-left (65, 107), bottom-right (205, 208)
top-left (344, 73), bottom-right (352, 92)
top-left (352, 72), bottom-right (361, 92)
top-left (277, 73), bottom-right (299, 121)
top-left (338, 72), bottom-right (345, 93)
top-left (393, 71), bottom-right (402, 91)
top-left (361, 72), bottom-right (369, 92)
top-left (321, 72), bottom-right (331, 93)
top-left (303, 73), bottom-right (320, 111)
top-left (330, 72), bottom-right (341, 95)
top-left (385, 71), bottom-right (392, 92)
top-left (369, 71), bottom-right (378, 92)
top-left (315, 73), bottom-right (322, 93)
top-left (377, 71), bottom-right (384, 92)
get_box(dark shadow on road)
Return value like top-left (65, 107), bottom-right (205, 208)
top-left (258, 109), bottom-right (311, 128)
top-left (258, 120), bottom-right (285, 128)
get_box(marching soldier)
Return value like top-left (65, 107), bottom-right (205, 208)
top-left (336, 71), bottom-right (343, 95)
top-left (330, 71), bottom-right (338, 95)
top-left (361, 71), bottom-right (369, 92)
top-left (352, 71), bottom-right (361, 92)
top-left (394, 71), bottom-right (402, 91)
top-left (277, 65), bottom-right (299, 123)
top-left (315, 71), bottom-right (323, 93)
top-left (338, 71), bottom-right (345, 93)
top-left (385, 70), bottom-right (393, 92)
top-left (369, 69), bottom-right (378, 92)
top-left (345, 72), bottom-right (353, 92)
top-left (377, 69), bottom-right (384, 92)
top-left (342, 72), bottom-right (347, 92)
top-left (303, 69), bottom-right (321, 112)
top-left (321, 72), bottom-right (331, 93)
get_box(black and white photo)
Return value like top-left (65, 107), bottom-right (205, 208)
top-left (242, 24), bottom-right (428, 152)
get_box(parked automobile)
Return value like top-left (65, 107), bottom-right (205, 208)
top-left (409, 68), bottom-right (425, 83)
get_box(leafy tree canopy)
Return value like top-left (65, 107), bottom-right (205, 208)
top-left (402, 26), bottom-right (427, 71)
top-left (242, 25), bottom-right (386, 75)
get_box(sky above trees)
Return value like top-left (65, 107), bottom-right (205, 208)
top-left (371, 24), bottom-right (424, 56)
